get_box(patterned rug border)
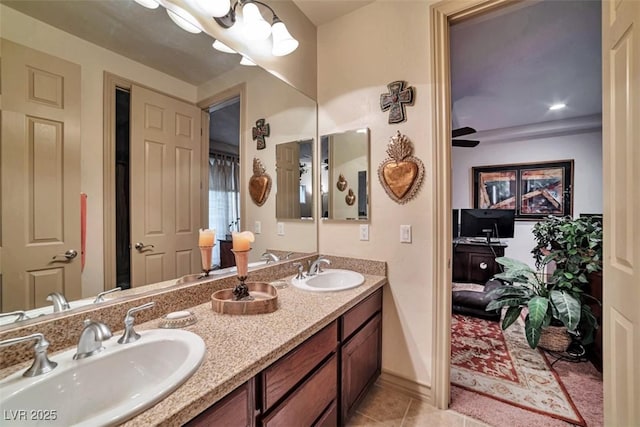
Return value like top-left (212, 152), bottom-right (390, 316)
top-left (451, 314), bottom-right (587, 426)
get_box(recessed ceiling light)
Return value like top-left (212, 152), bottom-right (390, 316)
top-left (549, 103), bottom-right (566, 111)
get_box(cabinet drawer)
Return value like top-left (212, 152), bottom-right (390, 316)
top-left (341, 288), bottom-right (382, 341)
top-left (261, 355), bottom-right (338, 427)
top-left (261, 321), bottom-right (338, 411)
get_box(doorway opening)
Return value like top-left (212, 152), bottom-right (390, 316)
top-left (445, 1), bottom-right (603, 424)
top-left (115, 87), bottom-right (131, 290)
top-left (207, 96), bottom-right (241, 268)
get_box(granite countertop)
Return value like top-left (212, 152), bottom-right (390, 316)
top-left (122, 273), bottom-right (387, 426)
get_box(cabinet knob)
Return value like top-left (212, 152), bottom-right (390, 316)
top-left (479, 262), bottom-right (488, 270)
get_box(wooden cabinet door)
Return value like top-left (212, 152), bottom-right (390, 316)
top-left (341, 312), bottom-right (382, 423)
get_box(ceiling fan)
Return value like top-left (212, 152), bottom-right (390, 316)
top-left (452, 127), bottom-right (479, 147)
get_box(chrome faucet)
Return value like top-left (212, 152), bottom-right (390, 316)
top-left (0, 333), bottom-right (57, 377)
top-left (261, 252), bottom-right (280, 263)
top-left (93, 287), bottom-right (122, 303)
top-left (0, 310), bottom-right (30, 323)
top-left (308, 256), bottom-right (331, 276)
top-left (118, 302), bottom-right (155, 344)
top-left (73, 320), bottom-right (112, 360)
top-left (47, 292), bottom-right (70, 312)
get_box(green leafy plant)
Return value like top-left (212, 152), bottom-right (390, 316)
top-left (486, 257), bottom-right (598, 349)
top-left (531, 215), bottom-right (602, 290)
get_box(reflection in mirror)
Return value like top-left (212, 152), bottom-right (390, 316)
top-left (321, 129), bottom-right (370, 221)
top-left (276, 139), bottom-right (314, 220)
top-left (0, 2), bottom-right (317, 324)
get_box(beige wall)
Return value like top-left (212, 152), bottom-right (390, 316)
top-left (317, 1), bottom-right (435, 389)
top-left (0, 5), bottom-right (198, 297)
top-left (198, 66), bottom-right (317, 260)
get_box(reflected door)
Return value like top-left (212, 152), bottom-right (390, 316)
top-left (276, 141), bottom-right (301, 219)
top-left (130, 85), bottom-right (201, 287)
top-left (1, 40), bottom-right (81, 310)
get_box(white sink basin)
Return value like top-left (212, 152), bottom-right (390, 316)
top-left (292, 269), bottom-right (365, 292)
top-left (0, 329), bottom-right (205, 426)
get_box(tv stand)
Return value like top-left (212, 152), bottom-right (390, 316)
top-left (452, 239), bottom-right (507, 284)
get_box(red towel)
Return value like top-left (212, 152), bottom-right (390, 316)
top-left (81, 193), bottom-right (87, 272)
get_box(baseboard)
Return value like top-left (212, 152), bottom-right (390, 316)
top-left (376, 369), bottom-right (433, 404)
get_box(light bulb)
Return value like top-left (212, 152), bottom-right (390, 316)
top-left (167, 7), bottom-right (202, 34)
top-left (271, 20), bottom-right (298, 56)
top-left (241, 3), bottom-right (271, 41)
top-left (212, 40), bottom-right (237, 54)
top-left (194, 0), bottom-right (231, 18)
top-left (240, 56), bottom-right (257, 66)
top-left (133, 0), bottom-right (159, 9)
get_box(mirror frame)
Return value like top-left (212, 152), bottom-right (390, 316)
top-left (320, 128), bottom-right (371, 223)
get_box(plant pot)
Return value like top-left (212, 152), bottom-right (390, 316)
top-left (539, 325), bottom-right (571, 352)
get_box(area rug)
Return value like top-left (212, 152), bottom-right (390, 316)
top-left (450, 313), bottom-right (586, 426)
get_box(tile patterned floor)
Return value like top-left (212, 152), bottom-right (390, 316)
top-left (347, 384), bottom-right (491, 427)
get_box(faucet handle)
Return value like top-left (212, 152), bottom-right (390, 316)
top-left (292, 262), bottom-right (306, 280)
top-left (118, 302), bottom-right (155, 344)
top-left (0, 333), bottom-right (57, 377)
top-left (0, 310), bottom-right (30, 323)
top-left (93, 287), bottom-right (122, 303)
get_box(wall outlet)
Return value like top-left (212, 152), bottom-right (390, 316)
top-left (359, 224), bottom-right (369, 241)
top-left (400, 225), bottom-right (412, 243)
top-left (277, 222), bottom-right (285, 236)
top-left (254, 221), bottom-right (261, 234)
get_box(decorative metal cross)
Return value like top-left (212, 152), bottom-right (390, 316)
top-left (380, 81), bottom-right (415, 124)
top-left (252, 118), bottom-right (270, 150)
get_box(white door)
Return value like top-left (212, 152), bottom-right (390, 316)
top-left (0, 40), bottom-right (82, 310)
top-left (129, 85), bottom-right (201, 286)
top-left (602, 0), bottom-right (640, 424)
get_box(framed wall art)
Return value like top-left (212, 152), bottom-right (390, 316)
top-left (472, 160), bottom-right (573, 219)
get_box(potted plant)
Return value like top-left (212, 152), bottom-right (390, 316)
top-left (531, 215), bottom-right (603, 290)
top-left (486, 256), bottom-right (599, 350)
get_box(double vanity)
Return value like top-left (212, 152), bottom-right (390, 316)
top-left (0, 254), bottom-right (386, 426)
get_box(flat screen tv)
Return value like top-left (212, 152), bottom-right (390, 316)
top-left (453, 209), bottom-right (459, 239)
top-left (460, 209), bottom-right (515, 241)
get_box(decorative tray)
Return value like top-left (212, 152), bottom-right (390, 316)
top-left (211, 282), bottom-right (278, 315)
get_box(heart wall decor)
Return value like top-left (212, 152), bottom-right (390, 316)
top-left (377, 131), bottom-right (425, 204)
top-left (249, 157), bottom-right (272, 206)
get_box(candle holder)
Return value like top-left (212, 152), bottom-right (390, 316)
top-left (198, 245), bottom-right (215, 278)
top-left (231, 249), bottom-right (253, 301)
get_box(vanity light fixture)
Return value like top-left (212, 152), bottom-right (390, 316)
top-left (549, 103), bottom-right (567, 111)
top-left (193, 0), bottom-right (231, 18)
top-left (212, 39), bottom-right (237, 53)
top-left (133, 0), bottom-right (160, 9)
top-left (240, 56), bottom-right (257, 66)
top-left (166, 6), bottom-right (203, 34)
top-left (214, 0), bottom-right (299, 56)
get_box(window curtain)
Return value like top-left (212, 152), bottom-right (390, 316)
top-left (208, 154), bottom-right (240, 266)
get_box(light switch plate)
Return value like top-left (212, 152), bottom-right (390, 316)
top-left (400, 225), bottom-right (412, 243)
top-left (359, 224), bottom-right (369, 241)
top-left (277, 222), bottom-right (285, 236)
top-left (254, 221), bottom-right (261, 234)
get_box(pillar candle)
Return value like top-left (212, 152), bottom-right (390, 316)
top-left (199, 229), bottom-right (215, 247)
top-left (232, 231), bottom-right (254, 251)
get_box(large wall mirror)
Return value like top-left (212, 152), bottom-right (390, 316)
top-left (0, 1), bottom-right (317, 324)
top-left (321, 129), bottom-right (370, 221)
top-left (276, 139), bottom-right (314, 220)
